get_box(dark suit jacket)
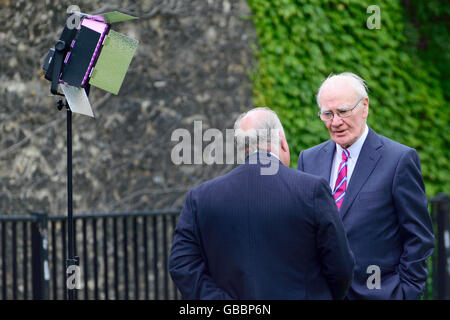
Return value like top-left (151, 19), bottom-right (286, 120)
top-left (298, 127), bottom-right (435, 299)
top-left (169, 152), bottom-right (354, 299)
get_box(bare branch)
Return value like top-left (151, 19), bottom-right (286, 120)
top-left (0, 116), bottom-right (63, 158)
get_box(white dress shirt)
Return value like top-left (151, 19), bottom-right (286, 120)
top-left (329, 125), bottom-right (369, 192)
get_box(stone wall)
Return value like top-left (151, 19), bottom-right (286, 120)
top-left (0, 0), bottom-right (255, 215)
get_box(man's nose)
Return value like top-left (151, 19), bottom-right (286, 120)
top-left (331, 114), bottom-right (343, 126)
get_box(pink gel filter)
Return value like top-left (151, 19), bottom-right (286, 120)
top-left (80, 18), bottom-right (109, 86)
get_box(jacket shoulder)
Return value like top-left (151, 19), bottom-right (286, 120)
top-left (189, 165), bottom-right (246, 198)
top-left (281, 165), bottom-right (332, 202)
top-left (301, 139), bottom-right (332, 155)
top-left (298, 140), bottom-right (333, 167)
top-left (376, 133), bottom-right (416, 154)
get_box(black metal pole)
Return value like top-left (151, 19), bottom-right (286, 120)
top-left (66, 107), bottom-right (75, 300)
top-left (64, 85), bottom-right (89, 300)
top-left (31, 212), bottom-right (50, 300)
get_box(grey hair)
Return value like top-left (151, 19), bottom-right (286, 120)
top-left (234, 107), bottom-right (285, 155)
top-left (316, 72), bottom-right (369, 108)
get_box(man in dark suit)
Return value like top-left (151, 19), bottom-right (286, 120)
top-left (169, 107), bottom-right (354, 299)
top-left (298, 72), bottom-right (435, 299)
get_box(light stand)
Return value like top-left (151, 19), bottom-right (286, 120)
top-left (42, 9), bottom-right (139, 300)
top-left (56, 84), bottom-right (89, 300)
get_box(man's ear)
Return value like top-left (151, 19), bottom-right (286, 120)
top-left (280, 131), bottom-right (288, 152)
top-left (363, 97), bottom-right (369, 118)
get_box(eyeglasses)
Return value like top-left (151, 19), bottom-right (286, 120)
top-left (318, 98), bottom-right (364, 121)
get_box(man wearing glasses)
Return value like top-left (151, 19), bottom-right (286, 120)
top-left (297, 72), bottom-right (434, 299)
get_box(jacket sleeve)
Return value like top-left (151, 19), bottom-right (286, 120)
top-left (314, 178), bottom-right (355, 300)
top-left (168, 190), bottom-right (233, 300)
top-left (393, 149), bottom-right (435, 299)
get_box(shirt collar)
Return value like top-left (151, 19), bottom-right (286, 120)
top-left (268, 152), bottom-right (280, 161)
top-left (248, 150), bottom-right (281, 161)
top-left (335, 124), bottom-right (369, 159)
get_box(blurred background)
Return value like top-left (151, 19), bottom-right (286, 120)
top-left (0, 0), bottom-right (448, 300)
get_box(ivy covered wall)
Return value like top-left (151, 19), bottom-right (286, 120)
top-left (247, 0), bottom-right (449, 196)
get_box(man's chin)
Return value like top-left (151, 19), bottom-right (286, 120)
top-left (332, 136), bottom-right (352, 149)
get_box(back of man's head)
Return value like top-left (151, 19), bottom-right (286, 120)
top-left (234, 107), bottom-right (290, 166)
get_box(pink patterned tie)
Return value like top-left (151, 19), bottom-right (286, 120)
top-left (333, 150), bottom-right (350, 210)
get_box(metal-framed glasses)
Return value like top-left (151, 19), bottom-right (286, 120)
top-left (318, 97), bottom-right (364, 121)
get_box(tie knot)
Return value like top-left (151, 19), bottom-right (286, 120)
top-left (342, 149), bottom-right (350, 161)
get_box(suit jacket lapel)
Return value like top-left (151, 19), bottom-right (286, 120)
top-left (340, 128), bottom-right (383, 220)
top-left (318, 140), bottom-right (335, 182)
